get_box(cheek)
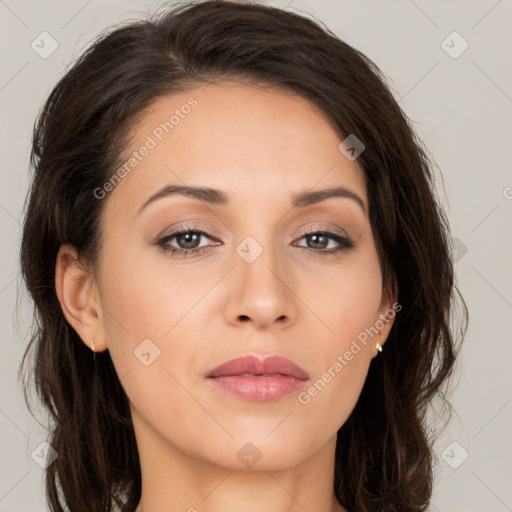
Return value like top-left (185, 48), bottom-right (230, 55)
top-left (296, 254), bottom-right (382, 412)
top-left (96, 257), bottom-right (207, 448)
top-left (297, 363), bottom-right (368, 460)
top-left (300, 249), bottom-right (383, 350)
top-left (96, 243), bottom-right (217, 410)
top-left (98, 240), bottom-right (203, 350)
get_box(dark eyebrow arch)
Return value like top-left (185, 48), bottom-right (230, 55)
top-left (136, 184), bottom-right (366, 215)
top-left (292, 186), bottom-right (366, 214)
top-left (136, 185), bottom-right (227, 215)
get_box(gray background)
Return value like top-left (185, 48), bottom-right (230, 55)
top-left (1, 0), bottom-right (511, 510)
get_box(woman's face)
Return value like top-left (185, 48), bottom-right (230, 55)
top-left (89, 83), bottom-right (395, 470)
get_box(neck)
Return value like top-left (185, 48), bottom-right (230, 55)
top-left (132, 409), bottom-right (346, 512)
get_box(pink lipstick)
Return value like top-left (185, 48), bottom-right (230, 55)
top-left (206, 354), bottom-right (309, 402)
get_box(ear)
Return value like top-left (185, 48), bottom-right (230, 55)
top-left (371, 272), bottom-right (399, 359)
top-left (54, 243), bottom-right (108, 353)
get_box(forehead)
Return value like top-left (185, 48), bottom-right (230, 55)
top-left (105, 82), bottom-right (367, 216)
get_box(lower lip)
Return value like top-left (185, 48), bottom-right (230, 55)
top-left (207, 375), bottom-right (308, 401)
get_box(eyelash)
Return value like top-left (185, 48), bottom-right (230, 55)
top-left (155, 224), bottom-right (355, 259)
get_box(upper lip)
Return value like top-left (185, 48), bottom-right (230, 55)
top-left (207, 355), bottom-right (310, 380)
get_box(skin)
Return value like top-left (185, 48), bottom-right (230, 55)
top-left (55, 83), bottom-right (396, 512)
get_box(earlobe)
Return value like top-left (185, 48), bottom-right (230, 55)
top-left (371, 273), bottom-right (399, 358)
top-left (54, 243), bottom-right (107, 352)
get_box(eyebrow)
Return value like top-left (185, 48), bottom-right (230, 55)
top-left (136, 184), bottom-right (367, 215)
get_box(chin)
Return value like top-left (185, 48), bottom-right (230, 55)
top-left (191, 434), bottom-right (316, 472)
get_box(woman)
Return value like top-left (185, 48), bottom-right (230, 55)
top-left (19, 1), bottom-right (468, 511)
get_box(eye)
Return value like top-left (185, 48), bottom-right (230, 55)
top-left (155, 224), bottom-right (220, 258)
top-left (293, 228), bottom-right (355, 256)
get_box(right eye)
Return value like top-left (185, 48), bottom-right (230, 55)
top-left (156, 225), bottom-right (221, 258)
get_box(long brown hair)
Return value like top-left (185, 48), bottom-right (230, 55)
top-left (19, 1), bottom-right (468, 510)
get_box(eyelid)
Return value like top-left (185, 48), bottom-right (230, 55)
top-left (155, 219), bottom-right (221, 239)
top-left (156, 224), bottom-right (219, 245)
top-left (297, 224), bottom-right (351, 239)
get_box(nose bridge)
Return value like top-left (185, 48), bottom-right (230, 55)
top-left (225, 229), bottom-right (297, 328)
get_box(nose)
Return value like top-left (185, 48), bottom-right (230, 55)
top-left (223, 241), bottom-right (298, 330)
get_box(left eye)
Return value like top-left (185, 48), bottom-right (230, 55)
top-left (295, 231), bottom-right (346, 251)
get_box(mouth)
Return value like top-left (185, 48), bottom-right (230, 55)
top-left (206, 355), bottom-right (309, 402)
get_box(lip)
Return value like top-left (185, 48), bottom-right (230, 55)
top-left (206, 355), bottom-right (309, 402)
